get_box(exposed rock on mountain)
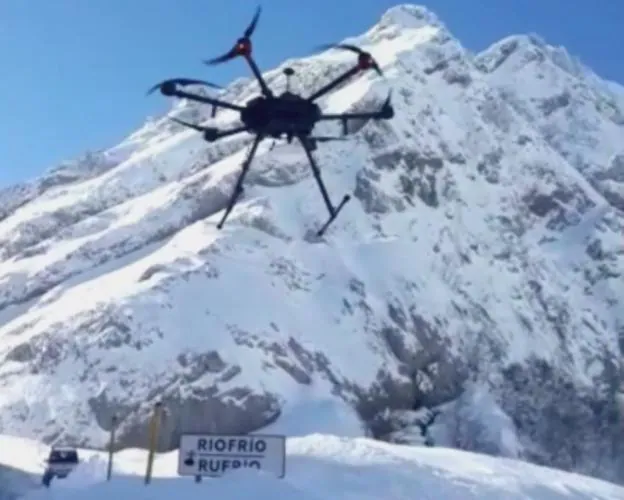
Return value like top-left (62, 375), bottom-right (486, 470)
top-left (0, 3), bottom-right (622, 484)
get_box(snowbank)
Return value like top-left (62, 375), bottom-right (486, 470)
top-left (9, 434), bottom-right (623, 500)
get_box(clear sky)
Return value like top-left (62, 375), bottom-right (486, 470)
top-left (0, 0), bottom-right (621, 188)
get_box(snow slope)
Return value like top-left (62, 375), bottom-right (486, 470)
top-left (8, 433), bottom-right (624, 500)
top-left (0, 2), bottom-right (623, 485)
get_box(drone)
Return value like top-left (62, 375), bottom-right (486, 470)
top-left (148, 6), bottom-right (394, 236)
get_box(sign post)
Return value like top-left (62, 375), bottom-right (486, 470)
top-left (177, 434), bottom-right (286, 479)
top-left (106, 414), bottom-right (118, 481)
top-left (144, 402), bottom-right (163, 485)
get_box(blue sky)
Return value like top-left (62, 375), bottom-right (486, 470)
top-left (0, 0), bottom-right (621, 187)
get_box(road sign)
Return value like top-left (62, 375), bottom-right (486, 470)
top-left (177, 434), bottom-right (286, 478)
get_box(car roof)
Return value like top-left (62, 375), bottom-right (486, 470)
top-left (48, 448), bottom-right (79, 458)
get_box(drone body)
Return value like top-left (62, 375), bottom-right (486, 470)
top-left (148, 6), bottom-right (394, 236)
top-left (239, 88), bottom-right (321, 142)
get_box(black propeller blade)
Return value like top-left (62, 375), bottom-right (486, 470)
top-left (244, 5), bottom-right (261, 38)
top-left (204, 6), bottom-right (261, 65)
top-left (147, 78), bottom-right (222, 96)
top-left (317, 43), bottom-right (383, 76)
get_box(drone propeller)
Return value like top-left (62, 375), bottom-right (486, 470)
top-left (317, 43), bottom-right (383, 76)
top-left (204, 6), bottom-right (261, 65)
top-left (147, 78), bottom-right (222, 96)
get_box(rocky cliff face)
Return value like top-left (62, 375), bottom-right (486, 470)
top-left (0, 3), bottom-right (622, 484)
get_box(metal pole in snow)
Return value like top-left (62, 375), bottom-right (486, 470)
top-left (106, 414), bottom-right (118, 481)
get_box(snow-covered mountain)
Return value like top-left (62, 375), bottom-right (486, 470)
top-left (0, 3), bottom-right (623, 485)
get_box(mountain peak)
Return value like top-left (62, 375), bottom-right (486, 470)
top-left (476, 33), bottom-right (585, 78)
top-left (377, 3), bottom-right (443, 30)
top-left (504, 33), bottom-right (548, 48)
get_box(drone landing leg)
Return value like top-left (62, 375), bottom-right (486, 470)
top-left (216, 134), bottom-right (264, 229)
top-left (298, 137), bottom-right (350, 237)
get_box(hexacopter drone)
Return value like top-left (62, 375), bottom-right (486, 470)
top-left (148, 6), bottom-right (394, 236)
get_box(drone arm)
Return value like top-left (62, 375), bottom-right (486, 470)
top-left (243, 55), bottom-right (274, 98)
top-left (319, 106), bottom-right (392, 135)
top-left (207, 125), bottom-right (250, 141)
top-left (170, 116), bottom-right (250, 142)
top-left (307, 66), bottom-right (360, 102)
top-left (319, 95), bottom-right (393, 132)
top-left (319, 109), bottom-right (387, 121)
top-left (170, 89), bottom-right (244, 112)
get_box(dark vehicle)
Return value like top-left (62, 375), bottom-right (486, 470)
top-left (41, 447), bottom-right (79, 487)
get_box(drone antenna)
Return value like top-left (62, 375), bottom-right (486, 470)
top-left (283, 67), bottom-right (295, 92)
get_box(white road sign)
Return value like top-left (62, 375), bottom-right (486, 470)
top-left (177, 434), bottom-right (286, 478)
